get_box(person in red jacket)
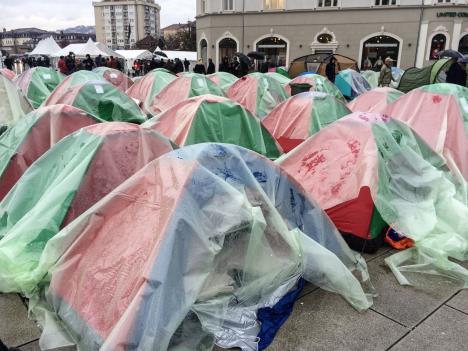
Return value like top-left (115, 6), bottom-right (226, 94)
top-left (57, 56), bottom-right (68, 75)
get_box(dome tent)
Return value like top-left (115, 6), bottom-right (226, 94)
top-left (126, 69), bottom-right (177, 115)
top-left (335, 69), bottom-right (371, 100)
top-left (348, 87), bottom-right (404, 114)
top-left (288, 53), bottom-right (358, 79)
top-left (279, 112), bottom-right (453, 252)
top-left (35, 144), bottom-right (371, 351)
top-left (56, 70), bottom-right (106, 88)
top-left (151, 73), bottom-right (225, 114)
top-left (0, 123), bottom-right (175, 294)
top-left (227, 73), bottom-right (290, 119)
top-left (44, 80), bottom-right (147, 123)
top-left (143, 95), bottom-right (282, 160)
top-left (285, 73), bottom-right (346, 102)
top-left (0, 68), bottom-right (16, 81)
top-left (263, 92), bottom-right (351, 152)
top-left (384, 83), bottom-right (468, 181)
top-left (0, 104), bottom-right (100, 201)
top-left (93, 66), bottom-right (133, 92)
top-left (14, 67), bottom-right (64, 108)
top-left (0, 74), bottom-right (33, 131)
top-left (266, 72), bottom-right (291, 86)
top-left (361, 70), bottom-right (380, 89)
top-left (207, 71), bottom-right (238, 93)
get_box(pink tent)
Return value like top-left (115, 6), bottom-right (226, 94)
top-left (0, 104), bottom-right (100, 201)
top-left (94, 67), bottom-right (133, 92)
top-left (0, 68), bottom-right (16, 81)
top-left (384, 84), bottom-right (468, 181)
top-left (348, 87), bottom-right (404, 114)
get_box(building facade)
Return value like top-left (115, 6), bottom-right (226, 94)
top-left (93, 0), bottom-right (161, 50)
top-left (0, 28), bottom-right (95, 55)
top-left (196, 0), bottom-right (468, 70)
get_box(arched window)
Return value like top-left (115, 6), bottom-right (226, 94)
top-left (429, 34), bottom-right (447, 60)
top-left (256, 36), bottom-right (288, 67)
top-left (361, 35), bottom-right (400, 69)
top-left (200, 39), bottom-right (208, 65)
top-left (317, 33), bottom-right (333, 44)
top-left (218, 38), bottom-right (237, 62)
top-left (459, 34), bottom-right (468, 56)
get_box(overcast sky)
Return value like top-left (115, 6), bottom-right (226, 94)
top-left (0, 0), bottom-right (195, 31)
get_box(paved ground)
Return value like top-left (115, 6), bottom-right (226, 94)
top-left (1, 247), bottom-right (467, 350)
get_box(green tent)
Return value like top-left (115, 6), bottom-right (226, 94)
top-left (0, 74), bottom-right (33, 130)
top-left (397, 58), bottom-right (454, 93)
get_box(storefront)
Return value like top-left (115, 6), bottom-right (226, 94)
top-left (255, 36), bottom-right (288, 67)
top-left (361, 35), bottom-right (401, 69)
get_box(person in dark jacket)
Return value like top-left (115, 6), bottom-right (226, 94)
top-left (83, 54), bottom-right (94, 71)
top-left (95, 54), bottom-right (103, 67)
top-left (325, 56), bottom-right (338, 83)
top-left (183, 58), bottom-right (190, 72)
top-left (446, 59), bottom-right (467, 87)
top-left (3, 54), bottom-right (13, 70)
top-left (219, 57), bottom-right (230, 73)
top-left (260, 57), bottom-right (271, 73)
top-left (65, 52), bottom-right (76, 74)
top-left (193, 59), bottom-right (206, 74)
top-left (174, 58), bottom-right (184, 73)
top-left (207, 58), bottom-right (215, 74)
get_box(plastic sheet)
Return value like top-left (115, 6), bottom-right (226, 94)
top-left (385, 83), bottom-right (468, 182)
top-left (143, 95), bottom-right (282, 160)
top-left (361, 71), bottom-right (380, 89)
top-left (32, 143), bottom-right (371, 351)
top-left (285, 74), bottom-right (346, 102)
top-left (14, 67), bottom-right (64, 108)
top-left (207, 72), bottom-right (238, 94)
top-left (0, 68), bottom-right (16, 81)
top-left (0, 104), bottom-right (100, 201)
top-left (93, 67), bottom-right (133, 92)
top-left (0, 74), bottom-right (32, 129)
top-left (151, 73), bottom-right (225, 115)
top-left (335, 69), bottom-right (371, 100)
top-left (227, 73), bottom-right (290, 119)
top-left (348, 87), bottom-right (404, 114)
top-left (0, 122), bottom-right (174, 294)
top-left (265, 72), bottom-right (291, 86)
top-left (44, 80), bottom-right (147, 124)
top-left (263, 91), bottom-right (351, 152)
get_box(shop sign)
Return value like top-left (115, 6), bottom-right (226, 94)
top-left (437, 12), bottom-right (468, 18)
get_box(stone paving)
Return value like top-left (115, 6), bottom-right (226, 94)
top-left (1, 247), bottom-right (467, 351)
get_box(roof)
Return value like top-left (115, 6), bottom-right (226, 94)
top-left (162, 24), bottom-right (186, 32)
top-left (115, 50), bottom-right (153, 60)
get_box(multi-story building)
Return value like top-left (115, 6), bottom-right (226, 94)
top-left (93, 0), bottom-right (161, 50)
top-left (196, 0), bottom-right (468, 70)
top-left (0, 28), bottom-right (95, 55)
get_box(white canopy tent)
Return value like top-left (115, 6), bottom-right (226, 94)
top-left (52, 39), bottom-right (123, 59)
top-left (30, 36), bottom-right (61, 56)
top-left (115, 50), bottom-right (154, 72)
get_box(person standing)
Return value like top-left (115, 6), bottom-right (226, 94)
top-left (184, 58), bottom-right (190, 72)
top-left (231, 57), bottom-right (240, 76)
top-left (193, 59), bottom-right (206, 74)
top-left (58, 56), bottom-right (68, 75)
top-left (207, 58), bottom-right (215, 74)
top-left (374, 56), bottom-right (384, 72)
top-left (83, 54), bottom-right (94, 71)
top-left (378, 57), bottom-right (394, 87)
top-left (3, 54), bottom-right (13, 71)
top-left (446, 58), bottom-right (467, 87)
top-left (175, 58), bottom-right (184, 74)
top-left (65, 52), bottom-right (76, 74)
top-left (95, 54), bottom-right (103, 67)
top-left (325, 56), bottom-right (338, 83)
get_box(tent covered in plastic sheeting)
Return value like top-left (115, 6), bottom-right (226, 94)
top-left (14, 67), bottom-right (64, 108)
top-left (263, 92), bottom-right (351, 153)
top-left (397, 58), bottom-right (454, 93)
top-left (207, 72), bottom-right (237, 93)
top-left (0, 74), bottom-right (33, 130)
top-left (266, 72), bottom-right (291, 86)
top-left (348, 87), bottom-right (404, 114)
top-left (279, 112), bottom-right (454, 252)
top-left (54, 70), bottom-right (106, 89)
top-left (0, 104), bottom-right (101, 201)
top-left (0, 122), bottom-right (175, 294)
top-left (151, 73), bottom-right (225, 115)
top-left (44, 80), bottom-right (147, 123)
top-left (143, 95), bottom-right (282, 160)
top-left (0, 68), bottom-right (16, 81)
top-left (361, 71), bottom-right (380, 89)
top-left (126, 70), bottom-right (177, 115)
top-left (335, 69), bottom-right (371, 101)
top-left (227, 73), bottom-right (290, 119)
top-left (92, 67), bottom-right (133, 92)
top-left (384, 83), bottom-right (468, 181)
top-left (285, 73), bottom-right (346, 102)
top-left (34, 143), bottom-right (372, 351)
top-left (30, 37), bottom-right (61, 56)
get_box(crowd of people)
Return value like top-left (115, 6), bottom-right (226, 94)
top-left (57, 52), bottom-right (123, 75)
top-left (131, 57), bottom-right (191, 76)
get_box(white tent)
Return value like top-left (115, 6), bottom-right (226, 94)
top-left (52, 39), bottom-right (123, 58)
top-left (30, 36), bottom-right (61, 56)
top-left (160, 50), bottom-right (197, 62)
top-left (115, 50), bottom-right (154, 73)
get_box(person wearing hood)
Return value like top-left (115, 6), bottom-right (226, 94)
top-left (446, 58), bottom-right (467, 87)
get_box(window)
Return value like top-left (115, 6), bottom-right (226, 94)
top-left (374, 0), bottom-right (397, 5)
top-left (429, 34), bottom-right (447, 60)
top-left (264, 0), bottom-right (284, 10)
top-left (318, 0), bottom-right (338, 7)
top-left (317, 33), bottom-right (333, 43)
top-left (223, 0), bottom-right (234, 11)
top-left (201, 0), bottom-right (206, 13)
top-left (436, 0), bottom-right (451, 3)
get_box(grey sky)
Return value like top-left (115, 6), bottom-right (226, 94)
top-left (0, 0), bottom-right (195, 31)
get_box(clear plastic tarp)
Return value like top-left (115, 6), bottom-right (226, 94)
top-left (0, 74), bottom-right (32, 129)
top-left (93, 67), bottom-right (133, 92)
top-left (348, 87), bottom-right (404, 114)
top-left (207, 72), bottom-right (238, 94)
top-left (285, 74), bottom-right (346, 102)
